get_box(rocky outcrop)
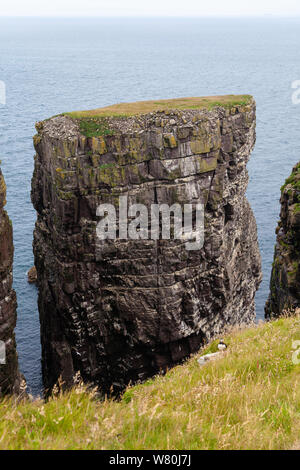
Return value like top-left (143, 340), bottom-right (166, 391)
top-left (32, 96), bottom-right (261, 394)
top-left (265, 162), bottom-right (300, 318)
top-left (27, 266), bottom-right (37, 284)
top-left (0, 167), bottom-right (21, 395)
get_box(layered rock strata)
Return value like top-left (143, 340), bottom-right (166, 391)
top-left (266, 162), bottom-right (300, 317)
top-left (0, 167), bottom-right (21, 395)
top-left (32, 96), bottom-right (262, 394)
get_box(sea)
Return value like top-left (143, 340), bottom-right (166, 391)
top-left (0, 17), bottom-right (299, 394)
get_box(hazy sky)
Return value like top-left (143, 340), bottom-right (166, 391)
top-left (1, 0), bottom-right (300, 17)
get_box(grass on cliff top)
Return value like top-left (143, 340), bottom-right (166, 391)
top-left (281, 162), bottom-right (300, 193)
top-left (66, 95), bottom-right (253, 120)
top-left (1, 314), bottom-right (300, 450)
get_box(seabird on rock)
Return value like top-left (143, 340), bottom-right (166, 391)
top-left (218, 339), bottom-right (227, 351)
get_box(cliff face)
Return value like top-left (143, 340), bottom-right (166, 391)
top-left (32, 96), bottom-right (261, 394)
top-left (0, 167), bottom-right (21, 395)
top-left (265, 163), bottom-right (300, 318)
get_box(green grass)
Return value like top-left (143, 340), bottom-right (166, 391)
top-left (281, 163), bottom-right (300, 193)
top-left (294, 204), bottom-right (300, 214)
top-left (77, 118), bottom-right (115, 138)
top-left (65, 95), bottom-right (253, 120)
top-left (1, 315), bottom-right (300, 450)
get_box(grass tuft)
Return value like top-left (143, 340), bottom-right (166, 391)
top-left (77, 118), bottom-right (115, 138)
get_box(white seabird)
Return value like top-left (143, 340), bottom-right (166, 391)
top-left (218, 339), bottom-right (227, 351)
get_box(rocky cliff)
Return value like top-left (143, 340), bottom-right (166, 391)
top-left (265, 162), bottom-right (300, 317)
top-left (32, 95), bottom-right (262, 394)
top-left (0, 167), bottom-right (21, 395)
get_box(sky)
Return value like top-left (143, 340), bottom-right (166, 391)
top-left (1, 0), bottom-right (300, 17)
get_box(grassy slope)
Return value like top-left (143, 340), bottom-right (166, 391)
top-left (66, 94), bottom-right (252, 119)
top-left (1, 316), bottom-right (300, 450)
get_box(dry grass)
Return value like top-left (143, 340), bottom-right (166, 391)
top-left (1, 315), bottom-right (300, 450)
top-left (66, 95), bottom-right (252, 119)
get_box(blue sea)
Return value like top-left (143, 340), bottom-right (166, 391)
top-left (0, 17), bottom-right (300, 395)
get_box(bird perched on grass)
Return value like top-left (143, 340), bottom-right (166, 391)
top-left (218, 339), bottom-right (227, 351)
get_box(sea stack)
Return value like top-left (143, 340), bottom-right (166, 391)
top-left (0, 166), bottom-right (21, 395)
top-left (31, 95), bottom-right (262, 394)
top-left (266, 162), bottom-right (300, 317)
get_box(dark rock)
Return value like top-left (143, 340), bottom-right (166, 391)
top-left (32, 97), bottom-right (262, 395)
top-left (0, 167), bottom-right (21, 395)
top-left (27, 266), bottom-right (37, 284)
top-left (265, 162), bottom-right (300, 317)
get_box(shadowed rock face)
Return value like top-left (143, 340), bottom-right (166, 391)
top-left (32, 97), bottom-right (261, 394)
top-left (0, 167), bottom-right (21, 395)
top-left (266, 162), bottom-right (300, 318)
